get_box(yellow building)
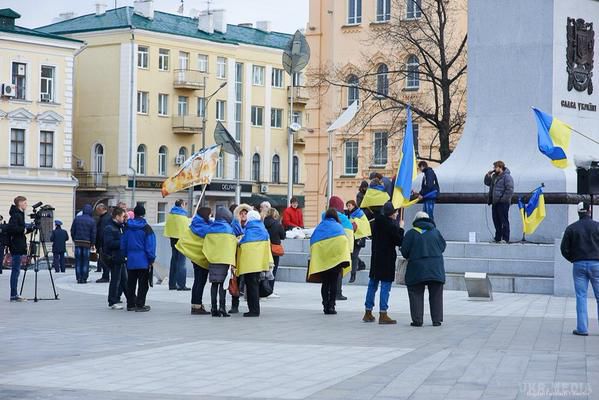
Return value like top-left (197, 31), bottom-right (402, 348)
top-left (0, 8), bottom-right (82, 228)
top-left (39, 1), bottom-right (306, 220)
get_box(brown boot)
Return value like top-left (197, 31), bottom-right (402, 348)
top-left (362, 310), bottom-right (376, 323)
top-left (191, 304), bottom-right (210, 315)
top-left (379, 312), bottom-right (397, 325)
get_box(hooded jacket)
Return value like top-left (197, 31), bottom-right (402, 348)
top-left (484, 169), bottom-right (514, 205)
top-left (71, 204), bottom-right (97, 246)
top-left (121, 217), bottom-right (156, 269)
top-left (6, 205), bottom-right (27, 255)
top-left (401, 218), bottom-right (446, 286)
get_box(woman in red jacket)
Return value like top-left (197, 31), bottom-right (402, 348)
top-left (282, 197), bottom-right (304, 231)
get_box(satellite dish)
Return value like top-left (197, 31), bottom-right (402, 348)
top-left (282, 30), bottom-right (310, 75)
top-left (214, 121), bottom-right (243, 156)
top-left (290, 122), bottom-right (302, 132)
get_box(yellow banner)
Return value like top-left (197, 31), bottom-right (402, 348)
top-left (161, 145), bottom-right (221, 197)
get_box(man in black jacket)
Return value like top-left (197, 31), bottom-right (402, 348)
top-left (417, 161), bottom-right (440, 220)
top-left (6, 196), bottom-right (30, 302)
top-left (560, 202), bottom-right (599, 336)
top-left (50, 220), bottom-right (69, 273)
top-left (103, 207), bottom-right (128, 309)
top-left (95, 204), bottom-right (112, 282)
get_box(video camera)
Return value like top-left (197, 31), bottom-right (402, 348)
top-left (28, 202), bottom-right (55, 242)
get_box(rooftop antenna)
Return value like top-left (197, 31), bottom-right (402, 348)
top-left (177, 0), bottom-right (184, 14)
top-left (206, 0), bottom-right (212, 13)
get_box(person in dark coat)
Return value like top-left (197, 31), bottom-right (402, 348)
top-left (363, 201), bottom-right (404, 324)
top-left (6, 196), bottom-right (31, 301)
top-left (417, 161), bottom-right (440, 220)
top-left (264, 207), bottom-right (286, 292)
top-left (0, 215), bottom-right (8, 275)
top-left (50, 220), bottom-right (69, 273)
top-left (484, 160), bottom-right (514, 243)
top-left (71, 204), bottom-right (97, 283)
top-left (103, 207), bottom-right (128, 309)
top-left (356, 181), bottom-right (368, 208)
top-left (401, 211), bottom-right (447, 327)
top-left (95, 204), bottom-right (112, 282)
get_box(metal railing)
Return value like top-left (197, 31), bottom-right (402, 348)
top-left (74, 172), bottom-right (109, 189)
top-left (173, 69), bottom-right (206, 89)
top-left (172, 115), bottom-right (203, 134)
top-left (287, 86), bottom-right (309, 103)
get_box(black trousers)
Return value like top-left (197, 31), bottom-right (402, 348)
top-left (191, 264), bottom-right (209, 306)
top-left (491, 202), bottom-right (510, 242)
top-left (350, 243), bottom-right (362, 274)
top-left (321, 266), bottom-right (341, 310)
top-left (127, 268), bottom-right (149, 308)
top-left (407, 281), bottom-right (444, 324)
top-left (269, 255), bottom-right (280, 290)
top-left (98, 252), bottom-right (110, 280)
top-left (244, 272), bottom-right (261, 315)
top-left (211, 282), bottom-right (226, 311)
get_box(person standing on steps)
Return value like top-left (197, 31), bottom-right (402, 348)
top-left (484, 160), bottom-right (514, 243)
top-left (164, 199), bottom-right (190, 291)
top-left (50, 220), bottom-right (69, 273)
top-left (103, 207), bottom-right (128, 309)
top-left (95, 204), bottom-right (111, 282)
top-left (346, 200), bottom-right (371, 284)
top-left (363, 202), bottom-right (404, 325)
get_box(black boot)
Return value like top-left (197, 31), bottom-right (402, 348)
top-left (349, 272), bottom-right (356, 283)
top-left (211, 308), bottom-right (221, 317)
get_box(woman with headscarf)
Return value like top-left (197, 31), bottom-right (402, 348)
top-left (346, 200), bottom-right (371, 283)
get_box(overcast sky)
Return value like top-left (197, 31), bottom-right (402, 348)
top-left (4, 0), bottom-right (308, 33)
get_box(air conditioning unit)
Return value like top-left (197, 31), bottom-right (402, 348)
top-left (175, 155), bottom-right (185, 165)
top-left (2, 84), bottom-right (16, 97)
top-left (260, 184), bottom-right (269, 194)
top-left (76, 159), bottom-right (84, 169)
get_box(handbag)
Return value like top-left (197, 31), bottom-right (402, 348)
top-left (259, 278), bottom-right (273, 298)
top-left (89, 251), bottom-right (99, 262)
top-left (3, 253), bottom-right (28, 268)
top-left (228, 273), bottom-right (239, 297)
top-left (395, 258), bottom-right (408, 285)
top-left (271, 243), bottom-right (285, 257)
top-left (148, 264), bottom-right (154, 288)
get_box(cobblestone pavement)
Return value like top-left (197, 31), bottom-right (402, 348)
top-left (1, 270), bottom-right (598, 400)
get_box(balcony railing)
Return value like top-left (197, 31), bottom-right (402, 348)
top-left (74, 172), bottom-right (109, 189)
top-left (173, 69), bottom-right (206, 89)
top-left (287, 86), bottom-right (309, 104)
top-left (172, 115), bottom-right (203, 134)
top-left (293, 130), bottom-right (306, 145)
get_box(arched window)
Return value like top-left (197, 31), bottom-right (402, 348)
top-left (158, 146), bottom-right (168, 176)
top-left (178, 146), bottom-right (188, 159)
top-left (93, 144), bottom-right (104, 185)
top-left (252, 153), bottom-right (261, 181)
top-left (292, 156), bottom-right (300, 184)
top-left (136, 144), bottom-right (146, 175)
top-left (347, 74), bottom-right (359, 106)
top-left (271, 155), bottom-right (280, 183)
top-left (406, 55), bottom-right (420, 89)
top-left (376, 64), bottom-right (389, 96)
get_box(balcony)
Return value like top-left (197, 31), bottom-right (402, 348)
top-left (287, 86), bottom-right (309, 105)
top-left (172, 115), bottom-right (203, 134)
top-left (74, 172), bottom-right (109, 190)
top-left (293, 130), bottom-right (306, 146)
top-left (173, 69), bottom-right (206, 90)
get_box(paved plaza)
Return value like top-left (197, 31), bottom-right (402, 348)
top-left (1, 270), bottom-right (598, 400)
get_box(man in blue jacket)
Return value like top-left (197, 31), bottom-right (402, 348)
top-left (70, 204), bottom-right (96, 283)
top-left (417, 161), bottom-right (440, 220)
top-left (50, 220), bottom-right (69, 273)
top-left (121, 205), bottom-right (156, 312)
top-left (104, 207), bottom-right (128, 309)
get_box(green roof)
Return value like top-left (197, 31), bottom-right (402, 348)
top-left (0, 8), bottom-right (21, 18)
top-left (38, 7), bottom-right (292, 50)
top-left (0, 8), bottom-right (82, 43)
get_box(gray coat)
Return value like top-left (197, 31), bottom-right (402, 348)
top-left (484, 169), bottom-right (514, 205)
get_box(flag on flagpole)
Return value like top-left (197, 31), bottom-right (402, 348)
top-left (392, 106), bottom-right (419, 209)
top-left (518, 186), bottom-right (546, 235)
top-left (532, 107), bottom-right (572, 169)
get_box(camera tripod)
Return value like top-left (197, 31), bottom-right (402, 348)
top-left (19, 224), bottom-right (59, 302)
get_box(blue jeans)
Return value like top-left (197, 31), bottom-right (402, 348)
top-left (53, 252), bottom-right (65, 272)
top-left (573, 260), bottom-right (599, 334)
top-left (365, 279), bottom-right (392, 312)
top-left (10, 254), bottom-right (23, 299)
top-left (75, 247), bottom-right (90, 282)
top-left (169, 240), bottom-right (187, 289)
top-left (423, 200), bottom-right (435, 220)
top-left (108, 262), bottom-right (128, 306)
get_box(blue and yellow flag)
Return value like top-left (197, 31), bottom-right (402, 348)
top-left (237, 220), bottom-right (273, 276)
top-left (350, 208), bottom-right (371, 239)
top-left (321, 210), bottom-right (355, 254)
top-left (203, 220), bottom-right (238, 266)
top-left (518, 186), bottom-right (546, 235)
top-left (392, 106), bottom-right (419, 209)
top-left (163, 206), bottom-right (189, 239)
top-left (309, 218), bottom-right (351, 278)
top-left (533, 107), bottom-right (572, 169)
top-left (360, 184), bottom-right (390, 208)
top-left (176, 215), bottom-right (212, 269)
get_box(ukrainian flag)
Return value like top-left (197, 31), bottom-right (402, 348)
top-left (322, 210), bottom-right (355, 256)
top-left (237, 220), bottom-right (273, 276)
top-left (176, 215), bottom-right (212, 269)
top-left (532, 107), bottom-right (572, 169)
top-left (203, 220), bottom-right (238, 266)
top-left (518, 186), bottom-right (546, 235)
top-left (309, 218), bottom-right (351, 279)
top-left (392, 106), bottom-right (419, 209)
top-left (360, 184), bottom-right (390, 208)
top-left (163, 206), bottom-right (189, 239)
top-left (350, 208), bottom-right (371, 239)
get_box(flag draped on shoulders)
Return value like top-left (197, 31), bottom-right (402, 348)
top-left (203, 219), bottom-right (237, 266)
top-left (163, 206), bottom-right (189, 239)
top-left (176, 215), bottom-right (212, 269)
top-left (518, 186), bottom-right (546, 235)
top-left (532, 107), bottom-right (572, 169)
top-left (392, 106), bottom-right (419, 209)
top-left (309, 218), bottom-right (351, 278)
top-left (350, 208), bottom-right (371, 239)
top-left (237, 220), bottom-right (272, 275)
top-left (360, 184), bottom-right (390, 208)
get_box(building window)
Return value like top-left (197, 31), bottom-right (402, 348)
top-left (178, 146), bottom-right (188, 161)
top-left (177, 96), bottom-right (188, 116)
top-left (406, 55), bottom-right (420, 89)
top-left (373, 132), bottom-right (388, 166)
top-left (271, 68), bottom-right (284, 88)
top-left (252, 153), bottom-right (261, 181)
top-left (293, 156), bottom-right (300, 184)
top-left (235, 62), bottom-right (243, 141)
top-left (293, 72), bottom-right (302, 87)
top-left (158, 145), bottom-right (168, 176)
top-left (216, 150), bottom-right (224, 178)
top-left (271, 155), bottom-right (281, 183)
top-left (178, 51), bottom-right (189, 70)
top-left (39, 130), bottom-right (54, 168)
top-left (136, 144), bottom-right (146, 175)
top-left (348, 0), bottom-right (362, 24)
top-left (376, 64), bottom-right (389, 97)
top-left (234, 155), bottom-right (239, 179)
top-left (137, 46), bottom-right (149, 68)
top-left (344, 140), bottom-right (359, 175)
top-left (251, 106), bottom-right (264, 126)
top-left (11, 62), bottom-right (27, 100)
top-left (252, 65), bottom-right (265, 86)
top-left (198, 54), bottom-right (208, 72)
top-left (292, 111), bottom-right (302, 126)
top-left (40, 65), bottom-right (55, 103)
top-left (197, 97), bottom-right (205, 118)
top-left (158, 49), bottom-right (170, 71)
top-left (158, 93), bottom-right (168, 116)
top-left (94, 144), bottom-right (104, 183)
top-left (137, 91), bottom-right (149, 114)
top-left (10, 128), bottom-right (25, 167)
top-left (216, 100), bottom-right (226, 121)
top-left (406, 0), bottom-right (422, 19)
top-left (271, 108), bottom-right (283, 128)
top-left (217, 57), bottom-right (227, 79)
top-left (376, 0), bottom-right (391, 22)
top-left (347, 74), bottom-right (359, 106)
top-left (157, 202), bottom-right (167, 223)
top-left (412, 123), bottom-right (420, 156)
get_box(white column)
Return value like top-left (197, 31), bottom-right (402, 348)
top-left (264, 65), bottom-right (272, 182)
top-left (63, 55), bottom-right (74, 169)
top-left (243, 63), bottom-right (252, 180)
top-left (118, 42), bottom-right (137, 175)
top-left (225, 57), bottom-right (236, 179)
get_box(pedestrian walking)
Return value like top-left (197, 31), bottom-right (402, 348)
top-left (6, 196), bottom-right (30, 301)
top-left (50, 220), bottom-right (69, 273)
top-left (560, 202), bottom-right (599, 336)
top-left (95, 204), bottom-right (111, 282)
top-left (346, 200), bottom-right (371, 283)
top-left (103, 207), bottom-right (128, 309)
top-left (164, 199), bottom-right (190, 291)
top-left (264, 207), bottom-right (285, 292)
top-left (70, 204), bottom-right (97, 283)
top-left (417, 161), bottom-right (440, 220)
top-left (484, 161), bottom-right (514, 243)
top-left (401, 211), bottom-right (447, 327)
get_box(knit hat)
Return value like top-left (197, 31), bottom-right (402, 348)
top-left (134, 204), bottom-right (146, 217)
top-left (329, 195), bottom-right (345, 212)
top-left (215, 206), bottom-right (233, 223)
top-left (383, 201), bottom-right (397, 217)
top-left (413, 211), bottom-right (429, 222)
top-left (247, 210), bottom-right (261, 222)
top-left (198, 207), bottom-right (211, 221)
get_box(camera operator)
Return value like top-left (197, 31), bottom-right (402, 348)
top-left (6, 196), bottom-right (31, 302)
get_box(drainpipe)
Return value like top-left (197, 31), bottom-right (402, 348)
top-left (129, 166), bottom-right (137, 206)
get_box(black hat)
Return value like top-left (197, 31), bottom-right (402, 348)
top-left (383, 201), bottom-right (397, 216)
top-left (134, 204), bottom-right (146, 217)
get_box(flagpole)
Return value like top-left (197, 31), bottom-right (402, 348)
top-left (571, 127), bottom-right (599, 146)
top-left (193, 184), bottom-right (208, 216)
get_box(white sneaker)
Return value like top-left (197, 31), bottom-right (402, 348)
top-left (268, 293), bottom-right (280, 299)
top-left (110, 304), bottom-right (124, 310)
